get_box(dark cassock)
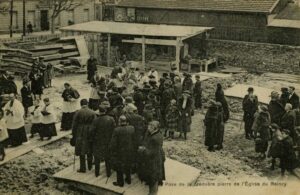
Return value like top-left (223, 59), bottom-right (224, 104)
top-left (87, 56), bottom-right (98, 82)
top-left (268, 91), bottom-right (285, 126)
top-left (178, 91), bottom-right (193, 140)
top-left (215, 84), bottom-right (230, 122)
top-left (215, 102), bottom-right (225, 150)
top-left (72, 101), bottom-right (96, 173)
top-left (3, 96), bottom-right (27, 147)
top-left (204, 101), bottom-right (218, 152)
top-left (61, 84), bottom-right (80, 131)
top-left (40, 98), bottom-right (57, 140)
top-left (242, 88), bottom-right (258, 139)
top-left (91, 104), bottom-right (116, 177)
top-left (30, 101), bottom-right (42, 138)
top-left (137, 121), bottom-right (165, 195)
top-left (110, 116), bottom-right (136, 187)
top-left (20, 80), bottom-right (33, 117)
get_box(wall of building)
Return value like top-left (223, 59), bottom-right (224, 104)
top-left (0, 0), bottom-right (95, 33)
top-left (207, 39), bottom-right (300, 73)
top-left (114, 7), bottom-right (269, 42)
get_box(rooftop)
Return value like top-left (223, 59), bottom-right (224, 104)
top-left (60, 21), bottom-right (213, 38)
top-left (117, 0), bottom-right (281, 13)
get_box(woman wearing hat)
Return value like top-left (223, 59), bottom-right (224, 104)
top-left (252, 105), bottom-right (271, 159)
top-left (268, 91), bottom-right (285, 126)
top-left (3, 94), bottom-right (27, 146)
top-left (280, 103), bottom-right (296, 143)
top-left (178, 90), bottom-right (193, 140)
top-left (204, 100), bottom-right (218, 152)
top-left (165, 99), bottom-right (179, 140)
top-left (29, 66), bottom-right (43, 100)
top-left (160, 79), bottom-right (175, 130)
top-left (20, 79), bottom-right (33, 118)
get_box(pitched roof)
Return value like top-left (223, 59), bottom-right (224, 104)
top-left (117, 0), bottom-right (281, 13)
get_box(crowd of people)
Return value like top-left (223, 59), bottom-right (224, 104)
top-left (0, 54), bottom-right (299, 194)
top-left (242, 86), bottom-right (300, 178)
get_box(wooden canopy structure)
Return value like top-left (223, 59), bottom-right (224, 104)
top-left (60, 21), bottom-right (213, 70)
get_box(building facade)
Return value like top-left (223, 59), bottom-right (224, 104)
top-left (0, 0), bottom-right (95, 33)
top-left (114, 0), bottom-right (289, 43)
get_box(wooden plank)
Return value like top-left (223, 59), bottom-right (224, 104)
top-left (175, 37), bottom-right (181, 71)
top-left (32, 44), bottom-right (63, 50)
top-left (224, 84), bottom-right (273, 104)
top-left (0, 127), bottom-right (71, 166)
top-left (54, 158), bottom-right (200, 195)
top-left (0, 59), bottom-right (32, 66)
top-left (74, 36), bottom-right (90, 57)
top-left (122, 38), bottom-right (180, 46)
top-left (62, 45), bottom-right (77, 50)
top-left (31, 49), bottom-right (60, 57)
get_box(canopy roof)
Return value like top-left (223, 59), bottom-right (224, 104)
top-left (60, 21), bottom-right (213, 38)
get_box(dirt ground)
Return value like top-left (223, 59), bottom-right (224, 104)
top-left (0, 71), bottom-right (299, 194)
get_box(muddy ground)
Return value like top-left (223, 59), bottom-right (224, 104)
top-left (0, 71), bottom-right (299, 194)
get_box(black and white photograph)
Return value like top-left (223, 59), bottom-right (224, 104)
top-left (0, 0), bottom-right (299, 194)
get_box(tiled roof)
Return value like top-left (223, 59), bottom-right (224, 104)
top-left (117, 0), bottom-right (281, 13)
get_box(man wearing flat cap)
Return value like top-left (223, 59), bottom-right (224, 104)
top-left (91, 101), bottom-right (116, 177)
top-left (287, 86), bottom-right (299, 110)
top-left (242, 87), bottom-right (258, 139)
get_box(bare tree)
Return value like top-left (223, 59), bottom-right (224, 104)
top-left (45, 0), bottom-right (83, 33)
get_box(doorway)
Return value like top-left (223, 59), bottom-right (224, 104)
top-left (40, 10), bottom-right (49, 31)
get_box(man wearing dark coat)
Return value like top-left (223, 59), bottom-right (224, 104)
top-left (280, 87), bottom-right (289, 107)
top-left (137, 121), bottom-right (165, 195)
top-left (215, 83), bottom-right (230, 122)
top-left (242, 87), bottom-right (258, 139)
top-left (204, 100), bottom-right (218, 152)
top-left (281, 103), bottom-right (296, 143)
top-left (287, 86), bottom-right (299, 110)
top-left (20, 79), bottom-right (33, 117)
top-left (72, 99), bottom-right (96, 173)
top-left (110, 115), bottom-right (136, 187)
top-left (87, 55), bottom-right (98, 83)
top-left (91, 101), bottom-right (116, 177)
top-left (268, 91), bottom-right (285, 126)
top-left (29, 66), bottom-right (43, 100)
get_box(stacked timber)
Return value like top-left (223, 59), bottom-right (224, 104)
top-left (0, 36), bottom-right (89, 74)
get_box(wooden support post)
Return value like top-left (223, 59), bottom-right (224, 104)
top-left (107, 33), bottom-right (111, 67)
top-left (183, 43), bottom-right (189, 57)
top-left (142, 36), bottom-right (146, 69)
top-left (175, 37), bottom-right (181, 71)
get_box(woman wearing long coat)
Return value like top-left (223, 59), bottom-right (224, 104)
top-left (268, 91), bottom-right (285, 126)
top-left (165, 100), bottom-right (179, 139)
top-left (252, 106), bottom-right (271, 159)
top-left (178, 91), bottom-right (193, 140)
top-left (281, 104), bottom-right (296, 142)
top-left (216, 102), bottom-right (225, 150)
top-left (215, 83), bottom-right (230, 122)
top-left (204, 100), bottom-right (218, 152)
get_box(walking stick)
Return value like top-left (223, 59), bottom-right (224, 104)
top-left (105, 176), bottom-right (110, 184)
top-left (73, 154), bottom-right (76, 171)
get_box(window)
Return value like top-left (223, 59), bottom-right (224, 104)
top-left (83, 9), bottom-right (89, 22)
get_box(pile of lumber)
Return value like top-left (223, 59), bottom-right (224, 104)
top-left (0, 36), bottom-right (89, 74)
